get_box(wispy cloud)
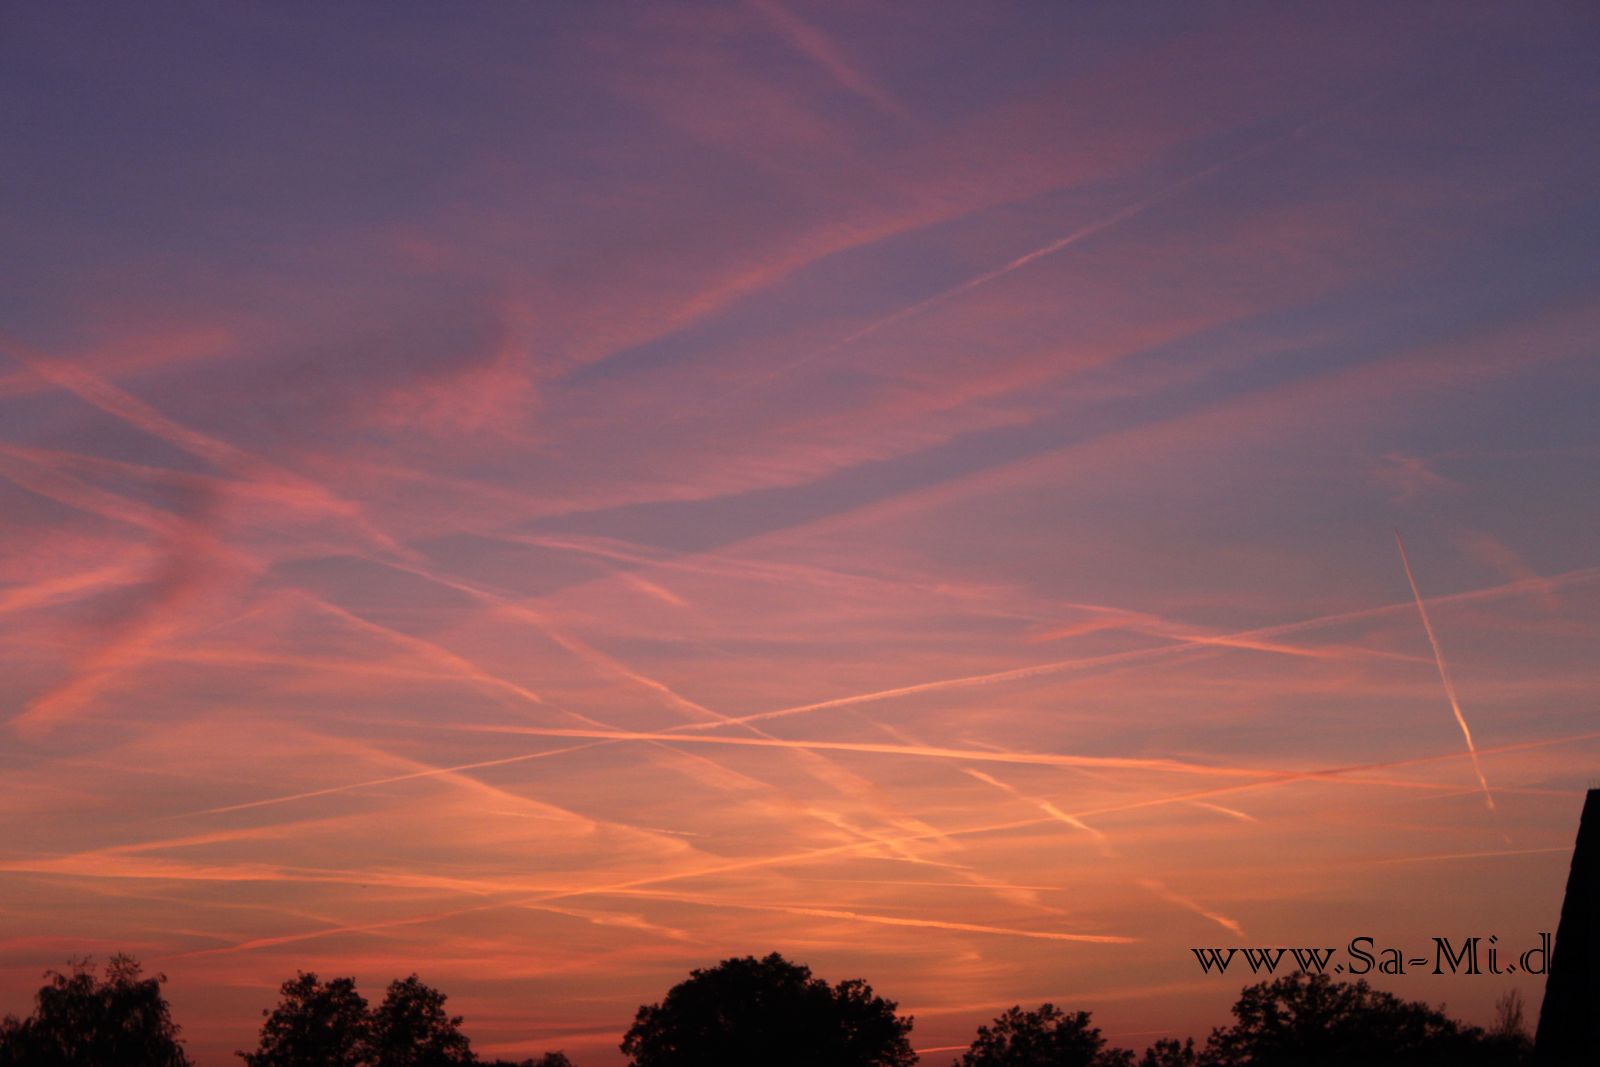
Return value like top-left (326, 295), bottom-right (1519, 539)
top-left (747, 0), bottom-right (906, 118)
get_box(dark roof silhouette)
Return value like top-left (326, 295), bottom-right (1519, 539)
top-left (1534, 788), bottom-right (1600, 1065)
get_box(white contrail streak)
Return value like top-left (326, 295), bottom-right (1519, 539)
top-left (678, 564), bottom-right (1600, 735)
top-left (433, 724), bottom-right (1277, 779)
top-left (1393, 530), bottom-right (1495, 812)
top-left (825, 118), bottom-right (1335, 355)
top-left (1139, 878), bottom-right (1245, 938)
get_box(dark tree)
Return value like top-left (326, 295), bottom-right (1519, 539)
top-left (370, 975), bottom-right (474, 1067)
top-left (621, 952), bottom-right (916, 1067)
top-left (484, 1056), bottom-right (573, 1067)
top-left (1137, 1038), bottom-right (1195, 1067)
top-left (0, 954), bottom-right (191, 1067)
top-left (239, 973), bottom-right (373, 1067)
top-left (241, 972), bottom-right (480, 1067)
top-left (955, 1004), bottom-right (1132, 1067)
top-left (1196, 973), bottom-right (1520, 1066)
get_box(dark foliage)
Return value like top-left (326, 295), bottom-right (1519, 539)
top-left (955, 1004), bottom-right (1132, 1067)
top-left (0, 954), bottom-right (191, 1067)
top-left (621, 952), bottom-right (917, 1067)
top-left (1196, 973), bottom-right (1529, 1066)
top-left (239, 973), bottom-right (372, 1067)
top-left (370, 975), bottom-right (475, 1067)
top-left (1, 949), bottom-right (1537, 1067)
top-left (239, 972), bottom-right (473, 1067)
top-left (1138, 1038), bottom-right (1196, 1067)
top-left (1484, 991), bottom-right (1533, 1065)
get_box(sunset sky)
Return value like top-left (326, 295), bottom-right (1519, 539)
top-left (3, 3), bottom-right (1599, 1063)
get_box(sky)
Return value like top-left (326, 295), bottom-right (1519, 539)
top-left (2, 1), bottom-right (1599, 1063)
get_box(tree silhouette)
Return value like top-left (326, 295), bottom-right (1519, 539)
top-left (955, 1004), bottom-right (1132, 1067)
top-left (0, 954), bottom-right (191, 1067)
top-left (1196, 973), bottom-right (1518, 1066)
top-left (621, 952), bottom-right (916, 1067)
top-left (1137, 1038), bottom-right (1195, 1067)
top-left (240, 972), bottom-right (477, 1067)
top-left (370, 975), bottom-right (474, 1067)
top-left (239, 973), bottom-right (372, 1067)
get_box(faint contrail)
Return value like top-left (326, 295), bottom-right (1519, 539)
top-left (1063, 729), bottom-right (1600, 823)
top-left (191, 740), bottom-right (611, 816)
top-left (606, 890), bottom-right (1137, 944)
top-left (1375, 846), bottom-right (1569, 865)
top-left (962, 768), bottom-right (1111, 853)
top-left (1186, 800), bottom-right (1257, 823)
top-left (374, 556), bottom-right (724, 721)
top-left (715, 111), bottom-right (1344, 406)
top-left (372, 555), bottom-right (984, 869)
top-left (1393, 530), bottom-right (1495, 812)
top-left (436, 723), bottom-right (1281, 779)
top-left (821, 118), bottom-right (1338, 355)
top-left (1139, 878), bottom-right (1245, 938)
top-left (673, 564), bottom-right (1600, 735)
top-left (0, 335), bottom-right (413, 560)
top-left (164, 731), bottom-right (1600, 960)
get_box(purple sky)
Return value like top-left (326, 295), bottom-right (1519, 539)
top-left (3, 3), bottom-right (1599, 1063)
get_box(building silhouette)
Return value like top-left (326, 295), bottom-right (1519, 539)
top-left (1534, 787), bottom-right (1600, 1064)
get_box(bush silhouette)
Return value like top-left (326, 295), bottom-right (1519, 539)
top-left (622, 952), bottom-right (916, 1067)
top-left (954, 1004), bottom-right (1132, 1067)
top-left (0, 954), bottom-right (191, 1067)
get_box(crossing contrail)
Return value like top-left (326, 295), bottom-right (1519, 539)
top-left (1394, 530), bottom-right (1495, 811)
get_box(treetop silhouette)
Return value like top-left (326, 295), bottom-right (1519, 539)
top-left (0, 952), bottom-right (1538, 1067)
top-left (0, 954), bottom-right (191, 1067)
top-left (954, 1003), bottom-right (1132, 1067)
top-left (239, 971), bottom-right (473, 1067)
top-left (621, 952), bottom-right (917, 1067)
top-left (1197, 972), bottom-right (1530, 1066)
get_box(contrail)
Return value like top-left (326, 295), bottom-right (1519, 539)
top-left (190, 741), bottom-right (612, 816)
top-left (1186, 800), bottom-right (1257, 823)
top-left (1375, 846), bottom-right (1569, 865)
top-left (820, 117), bottom-right (1338, 356)
top-left (1139, 878), bottom-right (1244, 938)
top-left (164, 730), bottom-right (1600, 960)
top-left (0, 336), bottom-right (414, 560)
top-left (672, 564), bottom-right (1600, 735)
top-left (962, 768), bottom-right (1112, 854)
top-left (432, 723), bottom-right (1281, 779)
top-left (1394, 530), bottom-right (1495, 812)
top-left (604, 890), bottom-right (1136, 944)
top-left (370, 554), bottom-right (984, 871)
top-left (710, 110), bottom-right (1346, 408)
top-left (376, 557), bottom-right (727, 725)
top-left (1063, 729), bottom-right (1600, 823)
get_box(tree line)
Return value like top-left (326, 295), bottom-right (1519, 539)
top-left (0, 950), bottom-right (1535, 1066)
